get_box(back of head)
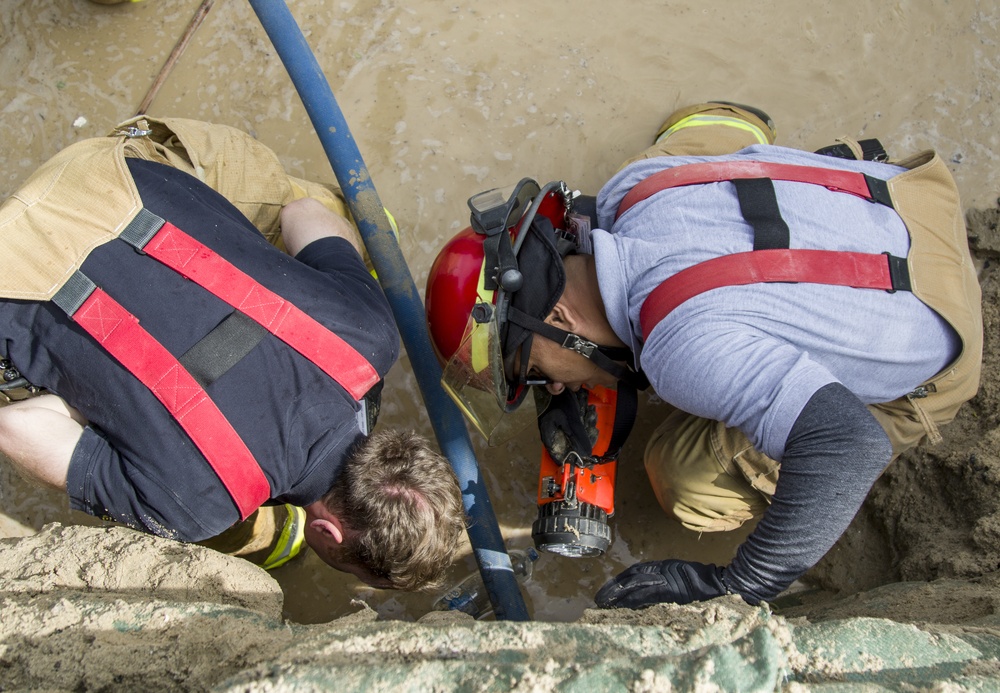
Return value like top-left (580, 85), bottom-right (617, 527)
top-left (325, 429), bottom-right (466, 591)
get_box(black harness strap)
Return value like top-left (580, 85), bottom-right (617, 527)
top-left (734, 178), bottom-right (790, 251)
top-left (606, 381), bottom-right (638, 458)
top-left (179, 310), bottom-right (268, 388)
top-left (508, 305), bottom-right (649, 391)
top-left (815, 138), bottom-right (888, 163)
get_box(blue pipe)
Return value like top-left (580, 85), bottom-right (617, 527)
top-left (247, 0), bottom-right (529, 621)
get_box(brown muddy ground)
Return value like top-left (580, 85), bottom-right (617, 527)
top-left (2, 0), bottom-right (999, 629)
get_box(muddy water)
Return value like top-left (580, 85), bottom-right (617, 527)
top-left (2, 0), bottom-right (998, 624)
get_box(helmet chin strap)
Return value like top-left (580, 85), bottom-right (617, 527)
top-left (507, 306), bottom-right (649, 391)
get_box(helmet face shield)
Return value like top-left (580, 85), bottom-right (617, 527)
top-left (440, 303), bottom-right (548, 445)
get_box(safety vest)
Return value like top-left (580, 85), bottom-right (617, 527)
top-left (0, 125), bottom-right (379, 520)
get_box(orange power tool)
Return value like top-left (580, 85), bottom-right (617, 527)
top-left (532, 384), bottom-right (634, 557)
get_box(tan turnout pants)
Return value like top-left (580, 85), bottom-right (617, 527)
top-left (630, 103), bottom-right (983, 532)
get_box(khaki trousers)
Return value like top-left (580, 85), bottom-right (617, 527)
top-left (632, 104), bottom-right (983, 532)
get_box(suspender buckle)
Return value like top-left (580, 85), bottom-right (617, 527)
top-left (907, 384), bottom-right (937, 399)
top-left (113, 119), bottom-right (153, 139)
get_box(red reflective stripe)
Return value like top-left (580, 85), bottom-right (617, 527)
top-left (73, 288), bottom-right (270, 519)
top-left (639, 249), bottom-right (895, 341)
top-left (144, 222), bottom-right (379, 401)
top-left (616, 161), bottom-right (874, 220)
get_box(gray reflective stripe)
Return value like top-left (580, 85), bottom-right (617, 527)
top-left (355, 398), bottom-right (369, 436)
top-left (51, 271), bottom-right (97, 317)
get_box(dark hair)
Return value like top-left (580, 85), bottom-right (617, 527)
top-left (324, 429), bottom-right (466, 591)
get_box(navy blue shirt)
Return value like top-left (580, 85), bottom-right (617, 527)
top-left (0, 159), bottom-right (399, 541)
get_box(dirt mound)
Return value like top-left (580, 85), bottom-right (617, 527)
top-left (5, 525), bottom-right (1000, 690)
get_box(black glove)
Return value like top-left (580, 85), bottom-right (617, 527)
top-left (535, 388), bottom-right (597, 463)
top-left (595, 559), bottom-right (728, 609)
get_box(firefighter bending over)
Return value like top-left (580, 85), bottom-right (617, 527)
top-left (425, 102), bottom-right (982, 607)
top-left (0, 117), bottom-right (465, 591)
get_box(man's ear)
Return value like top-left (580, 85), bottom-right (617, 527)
top-left (308, 515), bottom-right (345, 545)
top-left (547, 300), bottom-right (580, 332)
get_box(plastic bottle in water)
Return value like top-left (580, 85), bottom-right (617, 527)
top-left (431, 548), bottom-right (538, 619)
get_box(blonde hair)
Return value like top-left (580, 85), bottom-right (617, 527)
top-left (324, 429), bottom-right (466, 591)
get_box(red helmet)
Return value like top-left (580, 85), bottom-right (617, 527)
top-left (425, 179), bottom-right (571, 443)
top-left (425, 225), bottom-right (494, 367)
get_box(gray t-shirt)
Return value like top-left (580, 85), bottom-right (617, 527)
top-left (593, 144), bottom-right (959, 459)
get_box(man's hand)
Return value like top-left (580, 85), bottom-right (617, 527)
top-left (536, 388), bottom-right (596, 462)
top-left (595, 559), bottom-right (729, 609)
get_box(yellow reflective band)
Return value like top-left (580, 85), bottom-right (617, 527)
top-left (261, 504), bottom-right (306, 570)
top-left (469, 256), bottom-right (494, 374)
top-left (369, 207), bottom-right (401, 279)
top-left (655, 114), bottom-right (770, 146)
top-left (384, 207), bottom-right (399, 237)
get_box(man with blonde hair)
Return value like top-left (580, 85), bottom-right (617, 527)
top-left (0, 117), bottom-right (465, 590)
